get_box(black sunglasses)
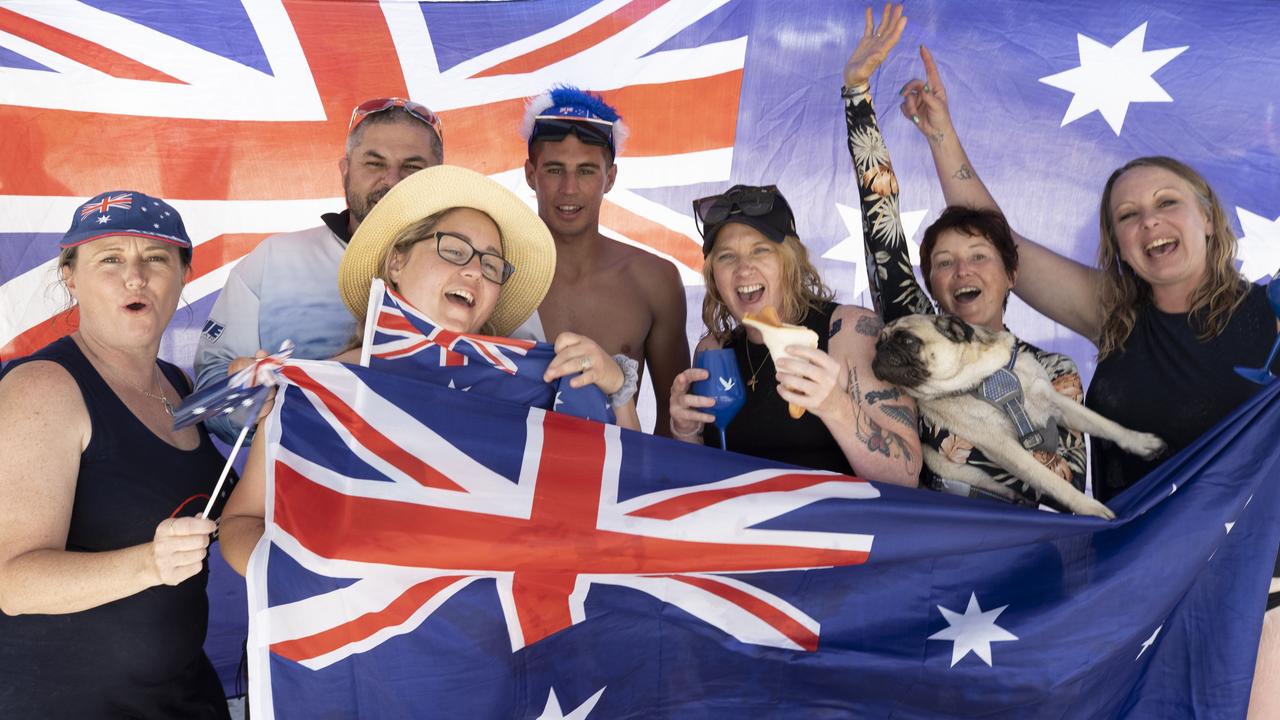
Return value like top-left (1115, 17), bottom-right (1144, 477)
top-left (691, 185), bottom-right (795, 240)
top-left (432, 232), bottom-right (515, 285)
top-left (529, 117), bottom-right (615, 153)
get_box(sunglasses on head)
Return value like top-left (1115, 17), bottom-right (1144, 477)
top-left (529, 117), bottom-right (615, 153)
top-left (691, 185), bottom-right (794, 239)
top-left (349, 97), bottom-right (445, 142)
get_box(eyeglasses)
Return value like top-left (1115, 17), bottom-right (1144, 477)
top-left (691, 185), bottom-right (795, 239)
top-left (432, 232), bottom-right (515, 285)
top-left (348, 97), bottom-right (445, 142)
top-left (529, 117), bottom-right (614, 153)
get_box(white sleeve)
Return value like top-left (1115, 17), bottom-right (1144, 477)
top-left (194, 239), bottom-right (270, 443)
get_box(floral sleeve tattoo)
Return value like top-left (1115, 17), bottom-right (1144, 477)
top-left (847, 365), bottom-right (915, 470)
top-left (843, 86), bottom-right (934, 324)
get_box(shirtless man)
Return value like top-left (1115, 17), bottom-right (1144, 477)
top-left (517, 86), bottom-right (689, 436)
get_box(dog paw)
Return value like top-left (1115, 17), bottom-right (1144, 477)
top-left (1072, 496), bottom-right (1116, 521)
top-left (1123, 432), bottom-right (1167, 460)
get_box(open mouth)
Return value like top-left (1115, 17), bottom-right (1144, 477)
top-left (1144, 237), bottom-right (1178, 257)
top-left (555, 204), bottom-right (582, 218)
top-left (736, 283), bottom-right (765, 304)
top-left (124, 301), bottom-right (148, 312)
top-left (445, 289), bottom-right (475, 308)
top-left (951, 286), bottom-right (981, 305)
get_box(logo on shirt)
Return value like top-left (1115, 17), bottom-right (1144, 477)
top-left (202, 319), bottom-right (225, 343)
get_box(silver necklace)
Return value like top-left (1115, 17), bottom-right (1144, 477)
top-left (79, 339), bottom-right (174, 417)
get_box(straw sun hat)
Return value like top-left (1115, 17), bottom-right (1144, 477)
top-left (338, 165), bottom-right (555, 337)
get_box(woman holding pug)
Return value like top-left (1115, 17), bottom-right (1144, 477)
top-left (219, 165), bottom-right (639, 575)
top-left (843, 5), bottom-right (1089, 511)
top-left (0, 192), bottom-right (230, 718)
top-left (666, 181), bottom-right (921, 487)
top-left (892, 12), bottom-right (1280, 713)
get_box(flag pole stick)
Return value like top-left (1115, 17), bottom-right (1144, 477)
top-left (202, 424), bottom-right (250, 519)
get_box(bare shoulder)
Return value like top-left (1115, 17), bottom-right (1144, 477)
top-left (694, 333), bottom-right (723, 354)
top-left (604, 239), bottom-right (682, 287)
top-left (829, 305), bottom-right (884, 340)
top-left (0, 360), bottom-right (89, 446)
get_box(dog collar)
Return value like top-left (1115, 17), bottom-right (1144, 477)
top-left (972, 344), bottom-right (1059, 454)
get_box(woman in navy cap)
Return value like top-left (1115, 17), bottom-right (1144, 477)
top-left (667, 182), bottom-right (921, 487)
top-left (0, 192), bottom-right (231, 718)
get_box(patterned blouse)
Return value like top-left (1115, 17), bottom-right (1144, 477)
top-left (843, 85), bottom-right (1088, 508)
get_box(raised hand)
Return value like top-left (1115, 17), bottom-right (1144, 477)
top-left (899, 45), bottom-right (955, 144)
top-left (843, 3), bottom-right (908, 89)
top-left (149, 516), bottom-right (216, 586)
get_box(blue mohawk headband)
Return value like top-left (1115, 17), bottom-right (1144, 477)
top-left (520, 84), bottom-right (629, 157)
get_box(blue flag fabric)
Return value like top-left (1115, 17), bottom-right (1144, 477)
top-left (361, 279), bottom-right (615, 424)
top-left (246, 359), bottom-right (1280, 719)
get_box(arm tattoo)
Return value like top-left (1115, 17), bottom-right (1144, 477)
top-left (952, 163), bottom-right (975, 180)
top-left (848, 367), bottom-right (914, 466)
top-left (865, 387), bottom-right (901, 404)
top-left (828, 318), bottom-right (843, 337)
top-left (927, 130), bottom-right (945, 145)
top-left (878, 402), bottom-right (918, 430)
top-left (854, 315), bottom-right (884, 337)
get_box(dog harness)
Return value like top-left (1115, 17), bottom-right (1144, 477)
top-left (972, 344), bottom-right (1059, 454)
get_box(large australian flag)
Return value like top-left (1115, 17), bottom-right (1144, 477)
top-left (245, 359), bottom-right (1280, 719)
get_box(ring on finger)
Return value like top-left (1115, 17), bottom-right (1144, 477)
top-left (579, 356), bottom-right (592, 372)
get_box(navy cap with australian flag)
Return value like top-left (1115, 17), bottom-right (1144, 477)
top-left (61, 190), bottom-right (192, 249)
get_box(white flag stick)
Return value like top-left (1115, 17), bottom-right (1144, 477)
top-left (202, 424), bottom-right (250, 519)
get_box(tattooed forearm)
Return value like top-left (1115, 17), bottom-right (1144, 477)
top-left (952, 163), bottom-right (975, 180)
top-left (927, 131), bottom-right (945, 145)
top-left (847, 367), bottom-right (914, 466)
top-left (854, 315), bottom-right (884, 337)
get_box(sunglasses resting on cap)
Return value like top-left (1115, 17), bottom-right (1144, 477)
top-left (692, 185), bottom-right (798, 256)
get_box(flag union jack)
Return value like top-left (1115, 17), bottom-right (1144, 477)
top-left (252, 360), bottom-right (879, 674)
top-left (78, 192), bottom-right (133, 220)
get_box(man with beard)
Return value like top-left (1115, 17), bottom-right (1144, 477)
top-left (516, 86), bottom-right (689, 436)
top-left (194, 98), bottom-right (443, 442)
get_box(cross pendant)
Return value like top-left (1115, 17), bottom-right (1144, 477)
top-left (747, 376), bottom-right (757, 392)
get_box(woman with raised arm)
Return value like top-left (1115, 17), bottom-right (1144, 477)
top-left (0, 192), bottom-right (230, 718)
top-left (842, 4), bottom-right (1089, 511)
top-left (899, 41), bottom-right (1279, 717)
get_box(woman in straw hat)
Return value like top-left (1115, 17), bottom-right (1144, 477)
top-left (219, 166), bottom-right (639, 575)
top-left (0, 192), bottom-right (230, 718)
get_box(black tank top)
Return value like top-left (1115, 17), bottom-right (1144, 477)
top-left (703, 302), bottom-right (853, 474)
top-left (1086, 283), bottom-right (1279, 502)
top-left (0, 336), bottom-right (231, 719)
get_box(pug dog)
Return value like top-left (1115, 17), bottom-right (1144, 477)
top-left (871, 314), bottom-right (1165, 519)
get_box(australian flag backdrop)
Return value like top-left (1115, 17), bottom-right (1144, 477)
top-left (1, 0), bottom-right (1278, 715)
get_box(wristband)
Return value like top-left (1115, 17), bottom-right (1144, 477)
top-left (609, 354), bottom-right (639, 407)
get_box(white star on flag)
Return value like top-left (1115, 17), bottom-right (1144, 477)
top-left (1235, 207), bottom-right (1280, 281)
top-left (96, 215), bottom-right (110, 224)
top-left (824, 203), bottom-right (928, 302)
top-left (537, 687), bottom-right (605, 720)
top-left (446, 379), bottom-right (472, 392)
top-left (1038, 22), bottom-right (1187, 135)
top-left (1136, 624), bottom-right (1162, 660)
top-left (929, 592), bottom-right (1019, 667)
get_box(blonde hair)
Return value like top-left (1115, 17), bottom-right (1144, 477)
top-left (1096, 156), bottom-right (1248, 359)
top-left (700, 233), bottom-right (835, 342)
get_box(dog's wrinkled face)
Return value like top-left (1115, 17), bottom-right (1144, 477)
top-left (872, 314), bottom-right (1010, 398)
